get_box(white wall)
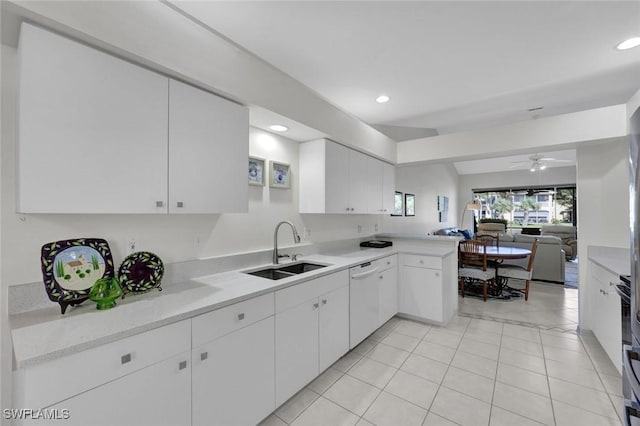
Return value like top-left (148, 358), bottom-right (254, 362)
top-left (457, 166), bottom-right (577, 230)
top-left (628, 88), bottom-right (640, 122)
top-left (382, 163), bottom-right (459, 234)
top-left (577, 138), bottom-right (629, 330)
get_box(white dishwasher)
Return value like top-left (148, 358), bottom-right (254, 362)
top-left (350, 260), bottom-right (380, 348)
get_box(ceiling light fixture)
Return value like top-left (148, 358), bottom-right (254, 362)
top-left (530, 160), bottom-right (546, 172)
top-left (616, 37), bottom-right (640, 50)
top-left (269, 124), bottom-right (289, 132)
top-left (376, 95), bottom-right (390, 103)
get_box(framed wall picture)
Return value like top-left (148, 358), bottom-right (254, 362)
top-left (269, 161), bottom-right (290, 189)
top-left (392, 191), bottom-right (403, 216)
top-left (405, 193), bottom-right (415, 216)
top-left (248, 156), bottom-right (265, 186)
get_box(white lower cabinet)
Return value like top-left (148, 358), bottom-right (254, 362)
top-left (12, 320), bottom-right (191, 426)
top-left (588, 261), bottom-right (622, 372)
top-left (275, 270), bottom-right (349, 406)
top-left (48, 351), bottom-right (191, 426)
top-left (379, 260), bottom-right (399, 326)
top-left (192, 317), bottom-right (275, 426)
top-left (191, 293), bottom-right (275, 426)
top-left (399, 253), bottom-right (453, 324)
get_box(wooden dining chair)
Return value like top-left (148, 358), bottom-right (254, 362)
top-left (475, 233), bottom-right (500, 248)
top-left (458, 240), bottom-right (495, 301)
top-left (497, 238), bottom-right (539, 301)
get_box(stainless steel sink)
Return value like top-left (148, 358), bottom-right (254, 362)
top-left (245, 262), bottom-right (329, 280)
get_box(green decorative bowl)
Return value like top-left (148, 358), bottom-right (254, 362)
top-left (89, 277), bottom-right (122, 310)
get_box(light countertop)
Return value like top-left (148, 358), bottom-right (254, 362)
top-left (588, 245), bottom-right (630, 276)
top-left (11, 242), bottom-right (455, 368)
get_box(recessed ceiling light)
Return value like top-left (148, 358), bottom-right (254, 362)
top-left (376, 95), bottom-right (390, 103)
top-left (616, 37), bottom-right (640, 50)
top-left (269, 124), bottom-right (289, 132)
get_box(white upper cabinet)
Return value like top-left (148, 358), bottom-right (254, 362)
top-left (382, 161), bottom-right (396, 214)
top-left (323, 141), bottom-right (350, 213)
top-left (17, 23), bottom-right (169, 213)
top-left (168, 80), bottom-right (248, 213)
top-left (366, 156), bottom-right (384, 214)
top-left (16, 23), bottom-right (249, 214)
top-left (299, 139), bottom-right (394, 214)
top-left (348, 149), bottom-right (368, 214)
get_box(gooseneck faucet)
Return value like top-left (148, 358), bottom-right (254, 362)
top-left (273, 221), bottom-right (301, 264)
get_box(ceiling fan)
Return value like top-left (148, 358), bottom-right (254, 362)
top-left (509, 154), bottom-right (572, 172)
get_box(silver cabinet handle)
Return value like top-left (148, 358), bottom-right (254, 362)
top-left (177, 201), bottom-right (184, 208)
top-left (121, 353), bottom-right (132, 364)
top-left (345, 208), bottom-right (350, 212)
top-left (322, 299), bottom-right (327, 305)
top-left (238, 313), bottom-right (245, 320)
top-left (351, 266), bottom-right (380, 279)
top-left (435, 272), bottom-right (440, 277)
top-left (313, 302), bottom-right (319, 309)
top-left (179, 360), bottom-right (187, 370)
top-left (379, 275), bottom-right (383, 279)
top-left (156, 201), bottom-right (164, 207)
top-left (200, 352), bottom-right (208, 361)
top-left (419, 260), bottom-right (424, 264)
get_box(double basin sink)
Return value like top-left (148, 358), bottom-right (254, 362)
top-left (245, 262), bottom-right (328, 280)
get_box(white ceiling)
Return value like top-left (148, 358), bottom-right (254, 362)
top-left (171, 1), bottom-right (640, 138)
top-left (453, 149), bottom-right (576, 175)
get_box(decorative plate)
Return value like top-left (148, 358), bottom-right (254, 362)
top-left (41, 238), bottom-right (115, 314)
top-left (118, 251), bottom-right (164, 296)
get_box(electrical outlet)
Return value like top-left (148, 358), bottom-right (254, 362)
top-left (374, 224), bottom-right (379, 232)
top-left (127, 238), bottom-right (136, 254)
top-left (357, 224), bottom-right (362, 233)
top-left (304, 227), bottom-right (311, 238)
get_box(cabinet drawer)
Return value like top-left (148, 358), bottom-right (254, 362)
top-left (378, 254), bottom-right (398, 272)
top-left (15, 320), bottom-right (190, 410)
top-left (401, 253), bottom-right (441, 270)
top-left (276, 270), bottom-right (349, 313)
top-left (590, 261), bottom-right (617, 288)
top-left (192, 293), bottom-right (274, 347)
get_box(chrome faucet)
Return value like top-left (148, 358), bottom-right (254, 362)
top-left (273, 221), bottom-right (301, 264)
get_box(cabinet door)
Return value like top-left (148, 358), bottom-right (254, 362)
top-left (17, 23), bottom-right (168, 213)
top-left (45, 352), bottom-right (191, 426)
top-left (192, 317), bottom-right (275, 426)
top-left (325, 142), bottom-right (350, 213)
top-left (382, 162), bottom-right (396, 214)
top-left (379, 267), bottom-right (398, 326)
top-left (168, 79), bottom-right (248, 213)
top-left (366, 157), bottom-right (384, 214)
top-left (589, 263), bottom-right (622, 371)
top-left (275, 299), bottom-right (319, 406)
top-left (349, 149), bottom-right (369, 214)
top-left (400, 266), bottom-right (443, 322)
top-left (319, 286), bottom-right (350, 371)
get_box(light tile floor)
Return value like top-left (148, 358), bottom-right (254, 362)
top-left (261, 280), bottom-right (623, 426)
